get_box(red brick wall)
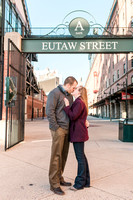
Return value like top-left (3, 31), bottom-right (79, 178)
top-left (26, 95), bottom-right (46, 119)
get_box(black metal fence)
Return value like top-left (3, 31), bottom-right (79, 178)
top-left (5, 40), bottom-right (25, 150)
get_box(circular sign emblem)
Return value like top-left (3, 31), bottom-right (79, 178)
top-left (69, 17), bottom-right (90, 38)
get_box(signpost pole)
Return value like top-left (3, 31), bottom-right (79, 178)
top-left (125, 54), bottom-right (128, 122)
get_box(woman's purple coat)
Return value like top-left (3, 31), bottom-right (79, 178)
top-left (64, 97), bottom-right (89, 143)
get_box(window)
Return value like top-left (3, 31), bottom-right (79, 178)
top-left (12, 10), bottom-right (16, 31)
top-left (131, 76), bottom-right (133, 84)
top-left (109, 26), bottom-right (112, 33)
top-left (117, 25), bottom-right (119, 33)
top-left (113, 74), bottom-right (115, 83)
top-left (9, 4), bottom-right (12, 25)
top-left (18, 18), bottom-right (22, 35)
top-left (123, 63), bottom-right (126, 73)
top-left (117, 70), bottom-right (119, 79)
top-left (4, 0), bottom-right (23, 35)
top-left (131, 57), bottom-right (133, 68)
top-left (109, 79), bottom-right (110, 86)
top-left (15, 15), bottom-right (18, 32)
top-left (131, 18), bottom-right (133, 27)
top-left (112, 61), bottom-right (114, 69)
top-left (109, 66), bottom-right (110, 73)
top-left (5, 0), bottom-right (10, 32)
top-left (117, 55), bottom-right (119, 63)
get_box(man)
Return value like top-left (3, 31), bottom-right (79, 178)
top-left (46, 76), bottom-right (78, 195)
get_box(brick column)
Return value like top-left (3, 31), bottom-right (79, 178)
top-left (109, 103), bottom-right (113, 119)
top-left (115, 103), bottom-right (120, 119)
top-left (120, 101), bottom-right (126, 118)
top-left (128, 101), bottom-right (133, 118)
top-left (106, 104), bottom-right (110, 118)
top-left (98, 106), bottom-right (101, 117)
top-left (96, 107), bottom-right (98, 116)
top-left (100, 106), bottom-right (102, 117)
top-left (103, 105), bottom-right (106, 117)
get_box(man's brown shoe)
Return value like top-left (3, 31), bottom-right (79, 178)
top-left (60, 181), bottom-right (72, 186)
top-left (50, 186), bottom-right (65, 195)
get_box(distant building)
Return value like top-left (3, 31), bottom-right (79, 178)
top-left (85, 0), bottom-right (133, 119)
top-left (35, 68), bottom-right (62, 94)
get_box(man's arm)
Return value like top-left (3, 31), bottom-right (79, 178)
top-left (46, 91), bottom-right (59, 131)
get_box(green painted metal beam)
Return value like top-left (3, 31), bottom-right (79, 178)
top-left (22, 36), bottom-right (133, 53)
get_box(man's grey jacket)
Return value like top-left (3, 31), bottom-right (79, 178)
top-left (46, 85), bottom-right (73, 131)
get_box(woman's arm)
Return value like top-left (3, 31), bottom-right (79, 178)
top-left (64, 100), bottom-right (84, 121)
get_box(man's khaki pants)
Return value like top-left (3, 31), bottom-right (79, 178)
top-left (49, 127), bottom-right (69, 188)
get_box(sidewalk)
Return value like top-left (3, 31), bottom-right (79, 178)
top-left (0, 116), bottom-right (133, 200)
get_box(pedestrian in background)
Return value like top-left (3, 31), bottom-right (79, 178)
top-left (64, 86), bottom-right (90, 191)
top-left (46, 76), bottom-right (78, 195)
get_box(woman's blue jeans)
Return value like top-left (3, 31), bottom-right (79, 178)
top-left (73, 142), bottom-right (90, 189)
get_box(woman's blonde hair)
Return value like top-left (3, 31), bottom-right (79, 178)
top-left (78, 86), bottom-right (88, 114)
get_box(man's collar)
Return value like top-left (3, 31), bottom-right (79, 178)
top-left (58, 85), bottom-right (69, 96)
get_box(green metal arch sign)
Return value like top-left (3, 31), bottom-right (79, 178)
top-left (22, 36), bottom-right (133, 53)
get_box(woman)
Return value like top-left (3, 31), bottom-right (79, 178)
top-left (64, 86), bottom-right (90, 191)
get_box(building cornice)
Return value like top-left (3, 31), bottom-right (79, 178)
top-left (105, 0), bottom-right (118, 28)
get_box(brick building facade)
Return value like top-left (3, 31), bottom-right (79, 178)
top-left (25, 90), bottom-right (47, 120)
top-left (85, 0), bottom-right (133, 119)
top-left (0, 0), bottom-right (46, 150)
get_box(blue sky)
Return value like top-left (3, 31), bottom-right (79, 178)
top-left (26, 0), bottom-right (114, 85)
